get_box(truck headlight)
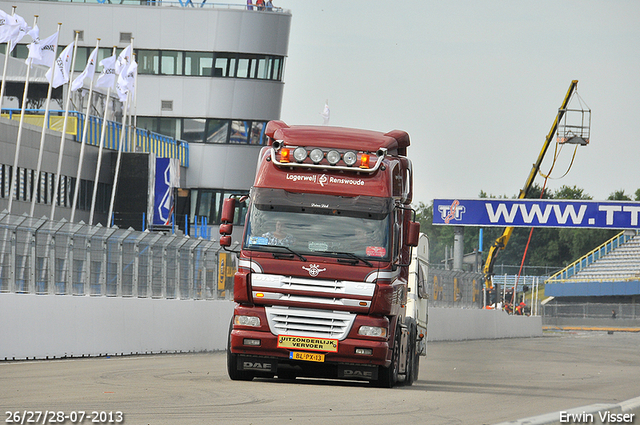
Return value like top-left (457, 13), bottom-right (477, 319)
top-left (309, 148), bottom-right (324, 164)
top-left (293, 147), bottom-right (307, 163)
top-left (343, 151), bottom-right (357, 166)
top-left (358, 326), bottom-right (387, 337)
top-left (326, 150), bottom-right (341, 165)
top-left (234, 315), bottom-right (261, 327)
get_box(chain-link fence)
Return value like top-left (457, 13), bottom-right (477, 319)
top-left (0, 211), bottom-right (235, 300)
top-left (427, 268), bottom-right (485, 308)
top-left (542, 303), bottom-right (640, 320)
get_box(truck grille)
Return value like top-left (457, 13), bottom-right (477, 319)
top-left (265, 306), bottom-right (356, 340)
top-left (251, 273), bottom-right (375, 311)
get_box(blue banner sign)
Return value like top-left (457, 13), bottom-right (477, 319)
top-left (433, 199), bottom-right (640, 229)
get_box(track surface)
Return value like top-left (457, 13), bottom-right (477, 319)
top-left (2, 331), bottom-right (640, 425)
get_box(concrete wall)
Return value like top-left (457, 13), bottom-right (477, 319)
top-left (0, 294), bottom-right (235, 360)
top-left (427, 307), bottom-right (542, 341)
top-left (0, 295), bottom-right (542, 360)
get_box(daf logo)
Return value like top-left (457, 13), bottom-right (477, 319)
top-left (302, 264), bottom-right (326, 277)
top-left (343, 369), bottom-right (374, 378)
top-left (243, 361), bottom-right (272, 371)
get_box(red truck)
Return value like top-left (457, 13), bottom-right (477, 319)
top-left (219, 120), bottom-right (426, 387)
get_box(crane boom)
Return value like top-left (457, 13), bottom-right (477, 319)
top-left (482, 80), bottom-right (579, 290)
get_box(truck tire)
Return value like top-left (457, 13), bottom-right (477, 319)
top-left (404, 322), bottom-right (418, 386)
top-left (375, 325), bottom-right (400, 388)
top-left (226, 320), bottom-right (254, 381)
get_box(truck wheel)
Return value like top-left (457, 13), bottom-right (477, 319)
top-left (375, 326), bottom-right (400, 388)
top-left (226, 320), bottom-right (254, 381)
top-left (404, 323), bottom-right (418, 386)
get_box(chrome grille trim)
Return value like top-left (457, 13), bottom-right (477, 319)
top-left (253, 291), bottom-right (371, 308)
top-left (265, 306), bottom-right (357, 340)
top-left (252, 273), bottom-right (375, 297)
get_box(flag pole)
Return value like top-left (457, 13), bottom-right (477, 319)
top-left (50, 31), bottom-right (79, 221)
top-left (30, 23), bottom-right (61, 217)
top-left (70, 38), bottom-right (100, 223)
top-left (0, 6), bottom-right (17, 113)
top-left (107, 38), bottom-right (134, 227)
top-left (7, 14), bottom-right (37, 214)
top-left (89, 46), bottom-right (117, 226)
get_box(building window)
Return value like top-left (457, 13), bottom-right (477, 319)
top-left (193, 189), bottom-right (249, 225)
top-left (185, 51), bottom-right (213, 76)
top-left (205, 119), bottom-right (229, 144)
top-left (162, 51), bottom-right (183, 75)
top-left (137, 117), bottom-right (268, 145)
top-left (138, 50), bottom-right (160, 75)
top-left (230, 120), bottom-right (250, 143)
top-left (182, 118), bottom-right (207, 143)
top-left (250, 121), bottom-right (266, 145)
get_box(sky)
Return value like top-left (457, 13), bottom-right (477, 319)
top-left (274, 0), bottom-right (640, 206)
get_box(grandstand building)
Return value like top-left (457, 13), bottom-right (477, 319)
top-left (0, 0), bottom-right (291, 233)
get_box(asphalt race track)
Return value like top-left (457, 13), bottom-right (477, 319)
top-left (2, 331), bottom-right (639, 425)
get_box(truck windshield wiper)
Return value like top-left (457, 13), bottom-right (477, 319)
top-left (262, 245), bottom-right (307, 262)
top-left (327, 251), bottom-right (373, 268)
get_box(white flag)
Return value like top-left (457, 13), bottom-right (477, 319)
top-left (95, 54), bottom-right (117, 89)
top-left (45, 42), bottom-right (74, 88)
top-left (0, 10), bottom-right (20, 44)
top-left (71, 46), bottom-right (98, 91)
top-left (28, 31), bottom-right (58, 67)
top-left (115, 45), bottom-right (131, 75)
top-left (25, 24), bottom-right (41, 64)
top-left (8, 13), bottom-right (30, 52)
top-left (116, 59), bottom-right (137, 102)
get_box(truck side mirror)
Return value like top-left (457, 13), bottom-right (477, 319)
top-left (219, 198), bottom-right (236, 247)
top-left (406, 221), bottom-right (420, 247)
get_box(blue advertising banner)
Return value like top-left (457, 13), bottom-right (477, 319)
top-left (153, 158), bottom-right (178, 226)
top-left (433, 199), bottom-right (640, 229)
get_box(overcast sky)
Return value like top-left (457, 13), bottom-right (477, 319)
top-left (274, 0), bottom-right (640, 206)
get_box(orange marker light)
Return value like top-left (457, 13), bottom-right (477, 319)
top-left (255, 292), bottom-right (265, 298)
top-left (360, 153), bottom-right (370, 169)
top-left (280, 148), bottom-right (290, 163)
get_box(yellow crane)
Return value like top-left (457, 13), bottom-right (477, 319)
top-left (483, 80), bottom-right (588, 290)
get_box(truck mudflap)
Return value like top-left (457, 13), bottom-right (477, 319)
top-left (338, 365), bottom-right (378, 381)
top-left (237, 356), bottom-right (277, 374)
top-left (236, 355), bottom-right (379, 381)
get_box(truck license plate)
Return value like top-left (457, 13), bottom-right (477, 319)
top-left (290, 351), bottom-right (325, 362)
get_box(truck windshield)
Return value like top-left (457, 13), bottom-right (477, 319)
top-left (243, 189), bottom-right (391, 260)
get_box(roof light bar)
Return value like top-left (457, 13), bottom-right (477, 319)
top-left (270, 144), bottom-right (387, 174)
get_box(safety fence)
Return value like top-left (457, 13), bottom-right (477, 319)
top-left (542, 303), bottom-right (640, 320)
top-left (0, 211), bottom-right (235, 300)
top-left (427, 268), bottom-right (484, 308)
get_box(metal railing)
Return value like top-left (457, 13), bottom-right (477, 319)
top-left (34, 0), bottom-right (289, 13)
top-left (2, 109), bottom-right (190, 168)
top-left (0, 211), bottom-right (234, 300)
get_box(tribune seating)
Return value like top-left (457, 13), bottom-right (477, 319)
top-left (570, 234), bottom-right (640, 281)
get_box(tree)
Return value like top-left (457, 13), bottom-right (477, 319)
top-left (608, 190), bottom-right (631, 201)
